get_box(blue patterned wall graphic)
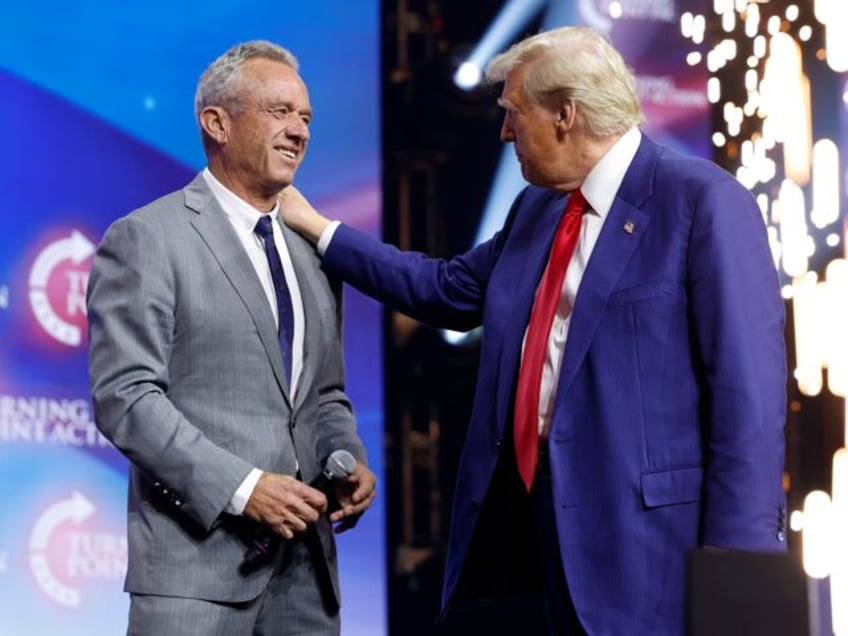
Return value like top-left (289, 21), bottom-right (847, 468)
top-left (0, 3), bottom-right (384, 634)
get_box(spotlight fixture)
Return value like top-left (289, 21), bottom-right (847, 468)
top-left (453, 61), bottom-right (482, 91)
top-left (450, 0), bottom-right (545, 91)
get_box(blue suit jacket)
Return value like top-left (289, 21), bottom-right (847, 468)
top-left (322, 134), bottom-right (787, 634)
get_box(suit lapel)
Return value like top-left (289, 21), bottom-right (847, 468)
top-left (182, 175), bottom-right (293, 406)
top-left (495, 192), bottom-right (567, 430)
top-left (281, 221), bottom-right (322, 414)
top-left (555, 135), bottom-right (660, 399)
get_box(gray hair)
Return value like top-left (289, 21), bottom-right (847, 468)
top-left (485, 26), bottom-right (644, 137)
top-left (194, 40), bottom-right (299, 122)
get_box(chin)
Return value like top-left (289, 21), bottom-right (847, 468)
top-left (522, 171), bottom-right (542, 187)
top-left (270, 169), bottom-right (296, 188)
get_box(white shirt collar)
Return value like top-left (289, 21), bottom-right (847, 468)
top-left (202, 167), bottom-right (280, 233)
top-left (580, 126), bottom-right (641, 219)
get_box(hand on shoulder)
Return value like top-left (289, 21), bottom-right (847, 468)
top-left (279, 185), bottom-right (332, 245)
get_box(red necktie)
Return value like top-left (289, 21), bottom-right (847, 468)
top-left (514, 190), bottom-right (587, 491)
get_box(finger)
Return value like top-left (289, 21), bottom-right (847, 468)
top-left (286, 498), bottom-right (323, 525)
top-left (333, 514), bottom-right (360, 534)
top-left (293, 484), bottom-right (329, 513)
top-left (274, 491), bottom-right (323, 530)
top-left (328, 504), bottom-right (355, 524)
top-left (350, 480), bottom-right (376, 505)
top-left (329, 491), bottom-right (374, 523)
top-left (277, 522), bottom-right (295, 540)
top-left (282, 484), bottom-right (328, 518)
top-left (275, 508), bottom-right (308, 535)
top-left (353, 484), bottom-right (375, 504)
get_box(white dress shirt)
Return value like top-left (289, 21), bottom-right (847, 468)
top-left (533, 127), bottom-right (642, 437)
top-left (203, 168), bottom-right (306, 515)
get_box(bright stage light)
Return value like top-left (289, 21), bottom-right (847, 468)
top-left (450, 0), bottom-right (545, 91)
top-left (454, 61), bottom-right (482, 91)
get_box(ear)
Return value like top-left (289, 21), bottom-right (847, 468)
top-left (199, 106), bottom-right (230, 145)
top-left (555, 99), bottom-right (576, 132)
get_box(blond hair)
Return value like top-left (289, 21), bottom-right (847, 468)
top-left (486, 26), bottom-right (644, 137)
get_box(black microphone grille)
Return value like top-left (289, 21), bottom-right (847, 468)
top-left (324, 449), bottom-right (356, 479)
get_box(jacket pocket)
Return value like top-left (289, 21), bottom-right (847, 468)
top-left (608, 280), bottom-right (671, 307)
top-left (641, 466), bottom-right (703, 508)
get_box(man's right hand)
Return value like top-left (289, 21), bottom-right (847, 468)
top-left (243, 472), bottom-right (328, 539)
top-left (279, 185), bottom-right (332, 245)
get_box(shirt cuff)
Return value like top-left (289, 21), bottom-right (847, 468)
top-left (316, 220), bottom-right (342, 256)
top-left (225, 468), bottom-right (263, 516)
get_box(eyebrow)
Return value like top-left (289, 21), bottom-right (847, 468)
top-left (497, 97), bottom-right (515, 110)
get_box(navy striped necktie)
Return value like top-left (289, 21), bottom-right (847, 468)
top-left (254, 215), bottom-right (294, 386)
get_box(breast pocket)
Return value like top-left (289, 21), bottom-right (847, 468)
top-left (608, 280), bottom-right (672, 307)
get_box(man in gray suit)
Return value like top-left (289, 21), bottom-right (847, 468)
top-left (87, 41), bottom-right (377, 635)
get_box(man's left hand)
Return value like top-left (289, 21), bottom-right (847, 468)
top-left (329, 462), bottom-right (377, 533)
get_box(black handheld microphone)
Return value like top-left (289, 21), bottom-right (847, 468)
top-left (307, 449), bottom-right (357, 501)
top-left (247, 449), bottom-right (357, 560)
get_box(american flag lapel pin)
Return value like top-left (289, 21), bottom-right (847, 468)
top-left (623, 220), bottom-right (635, 234)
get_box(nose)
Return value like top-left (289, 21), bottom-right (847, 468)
top-left (286, 117), bottom-right (310, 144)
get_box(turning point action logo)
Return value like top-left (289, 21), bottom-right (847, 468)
top-left (28, 491), bottom-right (126, 608)
top-left (28, 230), bottom-right (96, 347)
top-left (577, 0), bottom-right (675, 30)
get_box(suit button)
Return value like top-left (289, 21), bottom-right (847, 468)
top-left (777, 531), bottom-right (785, 541)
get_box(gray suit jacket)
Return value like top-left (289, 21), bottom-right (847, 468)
top-left (87, 174), bottom-right (365, 605)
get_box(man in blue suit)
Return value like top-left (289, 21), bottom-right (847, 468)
top-left (283, 26), bottom-right (787, 635)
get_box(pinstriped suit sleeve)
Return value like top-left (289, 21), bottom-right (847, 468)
top-left (312, 276), bottom-right (366, 466)
top-left (686, 175), bottom-right (787, 549)
top-left (88, 213), bottom-right (253, 531)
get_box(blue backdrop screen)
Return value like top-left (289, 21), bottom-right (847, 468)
top-left (0, 3), bottom-right (384, 634)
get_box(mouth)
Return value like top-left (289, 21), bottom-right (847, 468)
top-left (275, 147), bottom-right (299, 162)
